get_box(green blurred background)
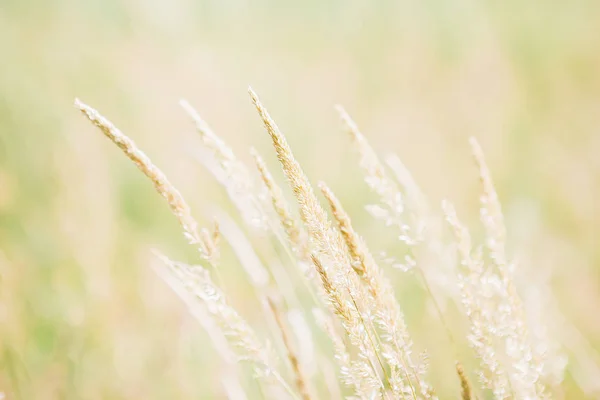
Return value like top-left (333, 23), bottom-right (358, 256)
top-left (0, 0), bottom-right (599, 398)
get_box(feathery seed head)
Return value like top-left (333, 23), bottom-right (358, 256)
top-left (456, 362), bottom-right (474, 400)
top-left (75, 98), bottom-right (219, 264)
top-left (251, 147), bottom-right (307, 257)
top-left (267, 296), bottom-right (314, 400)
top-left (180, 99), bottom-right (236, 162)
top-left (248, 88), bottom-right (334, 256)
top-left (318, 182), bottom-right (366, 277)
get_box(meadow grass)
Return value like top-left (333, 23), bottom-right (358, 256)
top-left (72, 88), bottom-right (574, 399)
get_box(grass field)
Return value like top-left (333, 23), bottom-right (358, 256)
top-left (0, 1), bottom-right (599, 398)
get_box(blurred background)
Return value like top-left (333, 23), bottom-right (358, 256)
top-left (0, 0), bottom-right (599, 398)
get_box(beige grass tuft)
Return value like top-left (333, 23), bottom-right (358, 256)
top-left (75, 91), bottom-right (570, 400)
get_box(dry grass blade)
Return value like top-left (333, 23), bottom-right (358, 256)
top-left (248, 88), bottom-right (331, 240)
top-left (443, 200), bottom-right (512, 399)
top-left (180, 99), bottom-right (267, 229)
top-left (252, 148), bottom-right (328, 308)
top-left (252, 148), bottom-right (307, 259)
top-left (469, 138), bottom-right (549, 398)
top-left (319, 182), bottom-right (432, 399)
top-left (318, 182), bottom-right (365, 277)
top-left (155, 253), bottom-right (300, 399)
top-left (216, 211), bottom-right (271, 288)
top-left (311, 255), bottom-right (384, 399)
top-left (469, 137), bottom-right (506, 264)
top-left (336, 105), bottom-right (409, 242)
top-left (310, 255), bottom-right (351, 324)
top-left (456, 362), bottom-right (474, 400)
top-left (267, 296), bottom-right (314, 400)
top-left (180, 99), bottom-right (236, 162)
top-left (313, 308), bottom-right (360, 398)
top-left (74, 98), bottom-right (218, 264)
